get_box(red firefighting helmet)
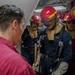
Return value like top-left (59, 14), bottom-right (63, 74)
top-left (57, 11), bottom-right (68, 19)
top-left (64, 12), bottom-right (75, 24)
top-left (30, 14), bottom-right (41, 23)
top-left (40, 6), bottom-right (57, 21)
top-left (64, 13), bottom-right (73, 21)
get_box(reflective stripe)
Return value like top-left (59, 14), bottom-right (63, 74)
top-left (48, 11), bottom-right (57, 19)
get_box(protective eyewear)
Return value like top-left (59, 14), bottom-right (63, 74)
top-left (32, 22), bottom-right (43, 26)
top-left (42, 18), bottom-right (54, 25)
top-left (32, 22), bottom-right (39, 26)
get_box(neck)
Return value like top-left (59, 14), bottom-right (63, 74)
top-left (0, 30), bottom-right (13, 44)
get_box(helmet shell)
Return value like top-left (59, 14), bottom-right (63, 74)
top-left (64, 13), bottom-right (74, 21)
top-left (30, 14), bottom-right (41, 23)
top-left (40, 6), bottom-right (57, 20)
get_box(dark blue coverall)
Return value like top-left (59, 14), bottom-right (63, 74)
top-left (40, 29), bottom-right (72, 75)
top-left (21, 26), bottom-right (46, 66)
top-left (21, 27), bottom-right (39, 65)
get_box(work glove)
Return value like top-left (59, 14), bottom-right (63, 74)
top-left (52, 62), bottom-right (68, 75)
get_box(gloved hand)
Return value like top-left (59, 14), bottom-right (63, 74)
top-left (33, 53), bottom-right (43, 71)
top-left (51, 62), bottom-right (68, 75)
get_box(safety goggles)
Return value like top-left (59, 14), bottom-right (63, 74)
top-left (42, 17), bottom-right (54, 26)
top-left (31, 22), bottom-right (43, 26)
top-left (31, 22), bottom-right (39, 26)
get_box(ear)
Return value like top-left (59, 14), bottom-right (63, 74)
top-left (12, 20), bottom-right (18, 29)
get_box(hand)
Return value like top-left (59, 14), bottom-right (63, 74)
top-left (51, 62), bottom-right (68, 75)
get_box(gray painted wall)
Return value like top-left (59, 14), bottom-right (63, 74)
top-left (0, 0), bottom-right (40, 53)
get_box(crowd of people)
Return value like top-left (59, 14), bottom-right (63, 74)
top-left (0, 4), bottom-right (75, 75)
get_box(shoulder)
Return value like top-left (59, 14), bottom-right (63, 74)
top-left (60, 25), bottom-right (72, 39)
top-left (22, 26), bottom-right (29, 37)
top-left (9, 53), bottom-right (35, 75)
top-left (24, 26), bottom-right (29, 33)
top-left (9, 52), bottom-right (28, 66)
top-left (63, 30), bottom-right (71, 38)
top-left (63, 30), bottom-right (72, 41)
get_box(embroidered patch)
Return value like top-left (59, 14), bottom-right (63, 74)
top-left (69, 41), bottom-right (72, 45)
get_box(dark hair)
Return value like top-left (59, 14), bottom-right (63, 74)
top-left (67, 19), bottom-right (75, 24)
top-left (0, 4), bottom-right (24, 31)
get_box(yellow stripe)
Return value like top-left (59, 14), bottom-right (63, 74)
top-left (64, 18), bottom-right (67, 21)
top-left (48, 11), bottom-right (57, 19)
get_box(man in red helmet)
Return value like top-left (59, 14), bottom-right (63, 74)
top-left (64, 12), bottom-right (75, 30)
top-left (21, 14), bottom-right (45, 66)
top-left (63, 12), bottom-right (75, 75)
top-left (39, 6), bottom-right (72, 75)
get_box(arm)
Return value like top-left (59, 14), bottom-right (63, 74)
top-left (52, 31), bottom-right (72, 75)
top-left (22, 27), bottom-right (29, 41)
top-left (60, 31), bottom-right (72, 64)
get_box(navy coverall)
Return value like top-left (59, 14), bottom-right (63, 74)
top-left (40, 29), bottom-right (72, 75)
top-left (21, 27), bottom-right (39, 65)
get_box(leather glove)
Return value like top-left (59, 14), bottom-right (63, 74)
top-left (51, 62), bottom-right (68, 75)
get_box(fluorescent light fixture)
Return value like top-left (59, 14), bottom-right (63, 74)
top-left (34, 9), bottom-right (42, 13)
top-left (34, 6), bottom-right (66, 13)
top-left (53, 6), bottom-right (66, 11)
